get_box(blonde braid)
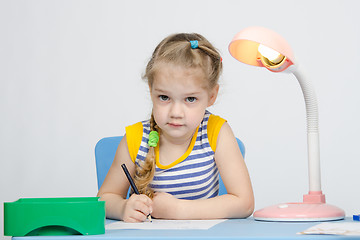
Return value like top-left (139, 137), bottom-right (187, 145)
top-left (134, 113), bottom-right (159, 198)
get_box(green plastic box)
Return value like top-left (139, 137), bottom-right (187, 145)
top-left (4, 197), bottom-right (105, 236)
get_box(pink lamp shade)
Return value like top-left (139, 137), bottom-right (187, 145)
top-left (228, 26), bottom-right (295, 72)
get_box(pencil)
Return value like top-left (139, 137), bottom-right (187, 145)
top-left (121, 163), bottom-right (152, 222)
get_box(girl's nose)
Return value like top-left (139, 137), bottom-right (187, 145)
top-left (169, 102), bottom-right (184, 118)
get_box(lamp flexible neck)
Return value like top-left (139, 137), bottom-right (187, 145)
top-left (291, 65), bottom-right (319, 133)
top-left (289, 65), bottom-right (322, 192)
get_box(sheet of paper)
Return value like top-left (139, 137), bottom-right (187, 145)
top-left (106, 219), bottom-right (227, 230)
top-left (298, 222), bottom-right (360, 236)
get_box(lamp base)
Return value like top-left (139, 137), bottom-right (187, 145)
top-left (253, 202), bottom-right (345, 222)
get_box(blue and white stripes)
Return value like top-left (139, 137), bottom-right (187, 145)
top-left (135, 111), bottom-right (219, 200)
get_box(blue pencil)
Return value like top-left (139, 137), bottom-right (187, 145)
top-left (121, 164), bottom-right (140, 194)
top-left (121, 163), bottom-right (152, 222)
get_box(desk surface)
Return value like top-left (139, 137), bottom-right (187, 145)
top-left (13, 217), bottom-right (357, 240)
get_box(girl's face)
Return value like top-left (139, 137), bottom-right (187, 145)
top-left (149, 63), bottom-right (219, 143)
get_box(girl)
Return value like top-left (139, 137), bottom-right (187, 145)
top-left (97, 33), bottom-right (254, 222)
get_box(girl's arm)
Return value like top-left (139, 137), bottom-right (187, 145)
top-left (97, 135), bottom-right (153, 222)
top-left (151, 122), bottom-right (254, 219)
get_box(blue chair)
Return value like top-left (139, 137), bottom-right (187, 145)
top-left (95, 136), bottom-right (245, 196)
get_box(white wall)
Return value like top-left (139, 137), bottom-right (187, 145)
top-left (1, 0), bottom-right (360, 236)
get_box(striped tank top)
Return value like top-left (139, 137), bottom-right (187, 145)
top-left (125, 111), bottom-right (226, 200)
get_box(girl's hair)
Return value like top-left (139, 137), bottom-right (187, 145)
top-left (134, 33), bottom-right (223, 198)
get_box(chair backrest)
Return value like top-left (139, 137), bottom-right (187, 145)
top-left (95, 136), bottom-right (245, 196)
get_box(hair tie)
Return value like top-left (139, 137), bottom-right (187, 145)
top-left (190, 40), bottom-right (198, 49)
top-left (148, 131), bottom-right (159, 147)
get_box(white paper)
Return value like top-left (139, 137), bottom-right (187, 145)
top-left (106, 219), bottom-right (226, 230)
top-left (298, 222), bottom-right (360, 236)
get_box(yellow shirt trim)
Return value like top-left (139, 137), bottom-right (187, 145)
top-left (125, 122), bottom-right (143, 163)
top-left (155, 127), bottom-right (199, 170)
top-left (124, 114), bottom-right (226, 166)
top-left (208, 114), bottom-right (227, 152)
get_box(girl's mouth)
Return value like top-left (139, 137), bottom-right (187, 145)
top-left (168, 123), bottom-right (183, 128)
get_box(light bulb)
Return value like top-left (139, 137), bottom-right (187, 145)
top-left (257, 44), bottom-right (286, 68)
top-left (258, 44), bottom-right (281, 62)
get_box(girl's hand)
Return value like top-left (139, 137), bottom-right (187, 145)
top-left (151, 192), bottom-right (180, 219)
top-left (122, 194), bottom-right (153, 222)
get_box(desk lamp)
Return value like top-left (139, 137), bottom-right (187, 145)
top-left (229, 26), bottom-right (345, 221)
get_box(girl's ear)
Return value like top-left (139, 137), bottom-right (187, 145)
top-left (207, 84), bottom-right (219, 107)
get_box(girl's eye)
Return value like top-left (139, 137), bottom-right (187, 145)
top-left (186, 97), bottom-right (197, 103)
top-left (159, 95), bottom-right (169, 101)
